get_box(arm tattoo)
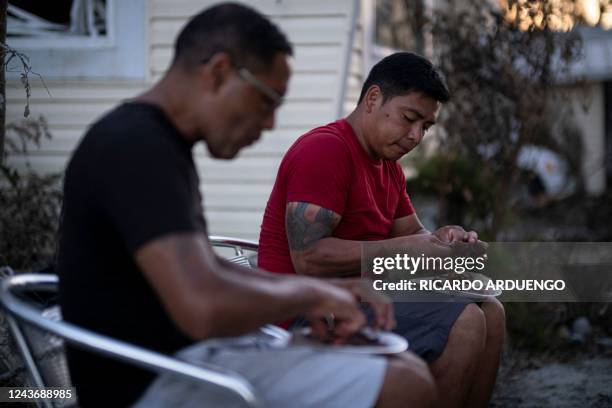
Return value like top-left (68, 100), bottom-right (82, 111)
top-left (286, 202), bottom-right (338, 251)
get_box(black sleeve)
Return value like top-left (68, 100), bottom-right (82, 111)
top-left (94, 132), bottom-right (199, 255)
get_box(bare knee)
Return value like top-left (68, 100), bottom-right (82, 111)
top-left (482, 299), bottom-right (506, 342)
top-left (377, 352), bottom-right (438, 408)
top-left (431, 304), bottom-right (486, 373)
top-left (453, 303), bottom-right (487, 346)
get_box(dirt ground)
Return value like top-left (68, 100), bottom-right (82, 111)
top-left (491, 351), bottom-right (612, 407)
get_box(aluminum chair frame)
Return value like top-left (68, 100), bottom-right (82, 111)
top-left (209, 235), bottom-right (259, 256)
top-left (0, 236), bottom-right (269, 407)
top-left (0, 273), bottom-right (261, 407)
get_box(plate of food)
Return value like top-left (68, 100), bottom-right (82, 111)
top-left (290, 327), bottom-right (408, 355)
top-left (409, 272), bottom-right (502, 300)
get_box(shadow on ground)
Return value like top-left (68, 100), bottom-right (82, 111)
top-left (492, 350), bottom-right (612, 407)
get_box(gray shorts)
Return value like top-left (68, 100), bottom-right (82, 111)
top-left (366, 300), bottom-right (472, 363)
top-left (132, 332), bottom-right (387, 408)
top-left (292, 299), bottom-right (472, 364)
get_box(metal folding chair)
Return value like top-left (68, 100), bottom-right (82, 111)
top-left (0, 272), bottom-right (262, 408)
top-left (0, 235), bottom-right (284, 407)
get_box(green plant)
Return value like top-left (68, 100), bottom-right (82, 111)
top-left (409, 153), bottom-right (499, 235)
top-left (408, 0), bottom-right (586, 238)
top-left (0, 116), bottom-right (62, 271)
top-left (0, 117), bottom-right (62, 392)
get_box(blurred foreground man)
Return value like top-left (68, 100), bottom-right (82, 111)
top-left (259, 52), bottom-right (506, 408)
top-left (56, 4), bottom-right (437, 408)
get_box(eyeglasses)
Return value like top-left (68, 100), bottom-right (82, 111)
top-left (236, 67), bottom-right (284, 109)
top-left (199, 56), bottom-right (284, 108)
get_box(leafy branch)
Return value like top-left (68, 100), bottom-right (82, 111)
top-left (0, 42), bottom-right (50, 118)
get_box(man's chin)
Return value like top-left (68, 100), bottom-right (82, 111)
top-left (385, 151), bottom-right (408, 161)
top-left (388, 146), bottom-right (413, 161)
top-left (207, 145), bottom-right (239, 160)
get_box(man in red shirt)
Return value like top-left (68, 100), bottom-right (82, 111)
top-left (259, 52), bottom-right (505, 408)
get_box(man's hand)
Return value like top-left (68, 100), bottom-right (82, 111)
top-left (433, 225), bottom-right (478, 243)
top-left (433, 225), bottom-right (488, 256)
top-left (328, 278), bottom-right (396, 331)
top-left (303, 279), bottom-right (366, 343)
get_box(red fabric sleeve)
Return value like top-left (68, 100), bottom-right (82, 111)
top-left (394, 167), bottom-right (416, 219)
top-left (284, 131), bottom-right (352, 215)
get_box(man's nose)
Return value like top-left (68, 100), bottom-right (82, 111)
top-left (407, 124), bottom-right (424, 144)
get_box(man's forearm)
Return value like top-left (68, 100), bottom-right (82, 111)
top-left (137, 234), bottom-right (337, 340)
top-left (216, 256), bottom-right (285, 280)
top-left (292, 237), bottom-right (362, 277)
top-left (192, 266), bottom-right (324, 338)
top-left (293, 233), bottom-right (452, 278)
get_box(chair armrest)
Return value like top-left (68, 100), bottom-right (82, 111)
top-left (209, 235), bottom-right (259, 254)
top-left (0, 274), bottom-right (260, 407)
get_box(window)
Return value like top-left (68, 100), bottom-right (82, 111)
top-left (363, 0), bottom-right (427, 72)
top-left (8, 0), bottom-right (112, 49)
top-left (5, 0), bottom-right (145, 80)
top-left (375, 0), bottom-right (424, 53)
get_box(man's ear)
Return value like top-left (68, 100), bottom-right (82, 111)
top-left (363, 85), bottom-right (382, 113)
top-left (202, 53), bottom-right (233, 92)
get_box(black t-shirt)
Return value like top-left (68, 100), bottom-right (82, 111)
top-left (56, 102), bottom-right (206, 407)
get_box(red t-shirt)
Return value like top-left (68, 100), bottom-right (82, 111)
top-left (258, 119), bottom-right (415, 275)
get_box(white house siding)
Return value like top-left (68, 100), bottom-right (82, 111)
top-left (5, 0), bottom-right (149, 173)
top-left (149, 0), bottom-right (359, 239)
top-left (4, 0), bottom-right (361, 241)
top-left (6, 81), bottom-right (148, 174)
top-left (343, 20), bottom-right (365, 116)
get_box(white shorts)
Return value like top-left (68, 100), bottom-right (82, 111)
top-left (132, 331), bottom-right (387, 408)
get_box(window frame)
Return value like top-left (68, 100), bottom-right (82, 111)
top-left (7, 0), bottom-right (115, 50)
top-left (5, 0), bottom-right (146, 80)
top-left (362, 0), bottom-right (410, 73)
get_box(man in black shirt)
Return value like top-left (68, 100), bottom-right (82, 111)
top-left (57, 3), bottom-right (437, 407)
